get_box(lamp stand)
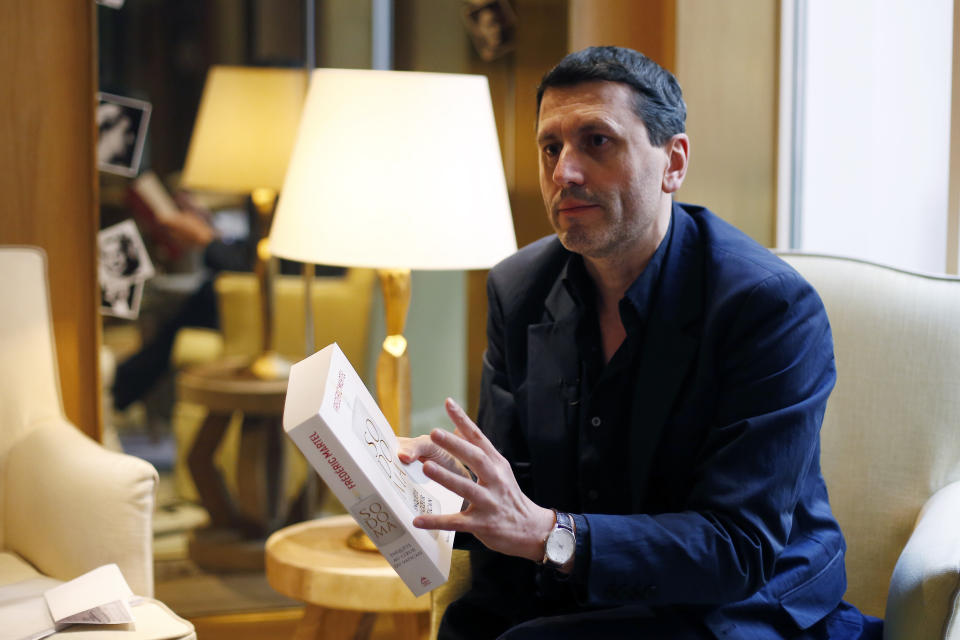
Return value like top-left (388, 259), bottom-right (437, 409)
top-left (250, 187), bottom-right (292, 380)
top-left (376, 268), bottom-right (412, 438)
top-left (346, 267), bottom-right (412, 553)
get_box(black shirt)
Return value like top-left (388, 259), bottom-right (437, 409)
top-left (555, 213), bottom-right (676, 589)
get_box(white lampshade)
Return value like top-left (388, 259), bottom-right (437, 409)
top-left (269, 68), bottom-right (516, 270)
top-left (182, 66), bottom-right (308, 193)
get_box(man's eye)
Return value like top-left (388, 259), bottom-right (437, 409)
top-left (542, 143), bottom-right (560, 157)
top-left (589, 134), bottom-right (609, 147)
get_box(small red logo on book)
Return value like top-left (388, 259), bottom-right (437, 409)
top-left (420, 576), bottom-right (431, 587)
top-left (333, 370), bottom-right (346, 411)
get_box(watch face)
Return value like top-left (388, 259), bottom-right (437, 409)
top-left (545, 527), bottom-right (576, 564)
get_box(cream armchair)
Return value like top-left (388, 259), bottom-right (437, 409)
top-left (429, 253), bottom-right (960, 640)
top-left (780, 252), bottom-right (960, 640)
top-left (0, 246), bottom-right (194, 638)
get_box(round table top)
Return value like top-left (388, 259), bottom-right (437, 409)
top-left (265, 515), bottom-right (432, 613)
top-left (177, 357), bottom-right (288, 413)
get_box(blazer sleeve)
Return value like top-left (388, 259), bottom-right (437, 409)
top-left (579, 271), bottom-right (838, 609)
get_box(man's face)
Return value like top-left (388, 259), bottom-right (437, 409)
top-left (536, 81), bottom-right (672, 261)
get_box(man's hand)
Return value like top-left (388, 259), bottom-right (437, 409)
top-left (160, 210), bottom-right (216, 248)
top-left (405, 398), bottom-right (555, 564)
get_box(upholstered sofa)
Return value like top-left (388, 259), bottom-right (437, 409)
top-left (0, 246), bottom-right (195, 639)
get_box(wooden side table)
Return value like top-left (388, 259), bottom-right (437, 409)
top-left (266, 515), bottom-right (431, 640)
top-left (178, 357), bottom-right (312, 570)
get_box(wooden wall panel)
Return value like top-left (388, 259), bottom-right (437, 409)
top-left (568, 0), bottom-right (676, 72)
top-left (466, 0), bottom-right (568, 417)
top-left (0, 1), bottom-right (101, 440)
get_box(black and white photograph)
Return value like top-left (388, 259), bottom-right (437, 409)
top-left (100, 278), bottom-right (144, 320)
top-left (96, 92), bottom-right (151, 177)
top-left (98, 219), bottom-right (154, 319)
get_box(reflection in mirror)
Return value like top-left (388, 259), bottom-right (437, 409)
top-left (96, 1), bottom-right (371, 632)
top-left (97, 1), bottom-right (475, 634)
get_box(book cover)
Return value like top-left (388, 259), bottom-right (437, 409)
top-left (283, 342), bottom-right (463, 597)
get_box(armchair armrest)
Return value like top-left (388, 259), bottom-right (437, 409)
top-left (885, 481), bottom-right (960, 640)
top-left (3, 418), bottom-right (158, 596)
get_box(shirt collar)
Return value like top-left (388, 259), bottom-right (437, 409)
top-left (623, 210), bottom-right (674, 319)
top-left (561, 209), bottom-right (675, 327)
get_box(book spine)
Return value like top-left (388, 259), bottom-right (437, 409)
top-left (288, 417), bottom-right (367, 507)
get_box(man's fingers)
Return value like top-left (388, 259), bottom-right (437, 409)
top-left (429, 428), bottom-right (495, 479)
top-left (413, 512), bottom-right (474, 532)
top-left (445, 398), bottom-right (500, 457)
top-left (396, 434), bottom-right (439, 463)
top-left (422, 460), bottom-right (486, 506)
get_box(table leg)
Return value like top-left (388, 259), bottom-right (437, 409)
top-left (294, 605), bottom-right (376, 640)
top-left (237, 412), bottom-right (287, 533)
top-left (186, 410), bottom-right (235, 527)
top-left (285, 467), bottom-right (319, 526)
top-left (393, 612), bottom-right (429, 640)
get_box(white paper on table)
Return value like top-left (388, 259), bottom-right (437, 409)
top-left (43, 564), bottom-right (134, 625)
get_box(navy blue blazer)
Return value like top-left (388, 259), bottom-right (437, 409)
top-left (462, 203), bottom-right (858, 638)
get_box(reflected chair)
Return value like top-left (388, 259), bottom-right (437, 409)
top-left (173, 268), bottom-right (376, 505)
top-left (0, 245), bottom-right (194, 638)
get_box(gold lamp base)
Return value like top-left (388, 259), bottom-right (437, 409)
top-left (344, 268), bottom-right (415, 554)
top-left (346, 528), bottom-right (380, 552)
top-left (250, 350), bottom-right (292, 380)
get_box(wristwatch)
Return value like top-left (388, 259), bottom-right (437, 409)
top-left (541, 510), bottom-right (576, 567)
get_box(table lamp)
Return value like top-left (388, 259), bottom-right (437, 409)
top-left (269, 70), bottom-right (516, 549)
top-left (181, 65), bottom-right (308, 379)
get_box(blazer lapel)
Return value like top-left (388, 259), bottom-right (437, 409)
top-left (525, 270), bottom-right (582, 508)
top-left (629, 206), bottom-right (704, 510)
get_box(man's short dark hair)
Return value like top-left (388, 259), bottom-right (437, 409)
top-left (536, 46), bottom-right (686, 147)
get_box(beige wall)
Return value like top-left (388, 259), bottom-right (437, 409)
top-left (675, 0), bottom-right (780, 246)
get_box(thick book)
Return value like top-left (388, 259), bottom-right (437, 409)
top-left (283, 342), bottom-right (463, 597)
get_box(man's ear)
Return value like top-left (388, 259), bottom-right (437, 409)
top-left (662, 133), bottom-right (690, 194)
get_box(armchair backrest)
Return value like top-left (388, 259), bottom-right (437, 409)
top-left (0, 247), bottom-right (65, 547)
top-left (214, 268), bottom-right (376, 372)
top-left (779, 252), bottom-right (960, 618)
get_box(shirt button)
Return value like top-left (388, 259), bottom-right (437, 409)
top-left (590, 416), bottom-right (602, 427)
top-left (587, 489), bottom-right (599, 501)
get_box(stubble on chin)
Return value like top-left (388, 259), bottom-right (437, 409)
top-left (547, 187), bottom-right (611, 256)
top-left (552, 215), bottom-right (619, 259)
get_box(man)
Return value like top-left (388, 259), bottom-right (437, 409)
top-left (399, 47), bottom-right (882, 639)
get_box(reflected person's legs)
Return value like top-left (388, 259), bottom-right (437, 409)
top-left (113, 278), bottom-right (219, 411)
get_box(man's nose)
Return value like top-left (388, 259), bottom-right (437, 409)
top-left (552, 148), bottom-right (585, 186)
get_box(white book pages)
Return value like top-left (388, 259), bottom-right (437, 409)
top-left (43, 564), bottom-right (134, 625)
